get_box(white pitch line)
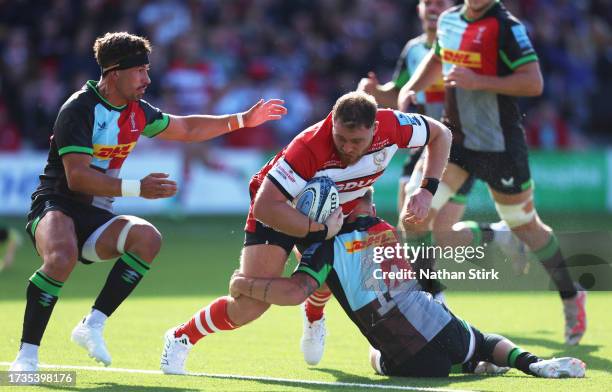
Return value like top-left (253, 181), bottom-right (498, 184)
top-left (0, 362), bottom-right (478, 392)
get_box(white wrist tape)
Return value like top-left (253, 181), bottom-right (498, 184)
top-left (237, 112), bottom-right (244, 128)
top-left (121, 179), bottom-right (141, 197)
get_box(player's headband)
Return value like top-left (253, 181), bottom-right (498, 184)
top-left (101, 52), bottom-right (149, 75)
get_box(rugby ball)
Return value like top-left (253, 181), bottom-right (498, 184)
top-left (294, 177), bottom-right (339, 223)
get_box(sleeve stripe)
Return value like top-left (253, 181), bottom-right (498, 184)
top-left (293, 266), bottom-right (325, 288)
top-left (407, 116), bottom-right (429, 148)
top-left (143, 114), bottom-right (170, 138)
top-left (499, 51), bottom-right (538, 70)
top-left (267, 158), bottom-right (308, 198)
top-left (58, 146), bottom-right (93, 156)
top-left (420, 114), bottom-right (430, 146)
top-left (266, 173), bottom-right (294, 200)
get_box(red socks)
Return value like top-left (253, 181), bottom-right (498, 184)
top-left (175, 296), bottom-right (237, 345)
top-left (305, 289), bottom-right (332, 323)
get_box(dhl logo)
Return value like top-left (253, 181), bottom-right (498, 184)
top-left (344, 231), bottom-right (396, 253)
top-left (441, 49), bottom-right (481, 68)
top-left (93, 142), bottom-right (136, 159)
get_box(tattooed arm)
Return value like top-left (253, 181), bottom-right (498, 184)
top-left (230, 271), bottom-right (320, 306)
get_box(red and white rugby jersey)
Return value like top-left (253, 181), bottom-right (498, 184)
top-left (245, 109), bottom-right (430, 232)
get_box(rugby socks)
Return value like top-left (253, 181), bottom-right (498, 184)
top-left (507, 347), bottom-right (541, 375)
top-left (455, 221), bottom-right (495, 247)
top-left (305, 289), bottom-right (332, 323)
top-left (21, 269), bottom-right (63, 345)
top-left (175, 296), bottom-right (237, 345)
top-left (93, 252), bottom-right (150, 317)
top-left (533, 235), bottom-right (577, 299)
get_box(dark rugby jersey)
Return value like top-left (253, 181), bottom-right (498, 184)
top-left (295, 217), bottom-right (451, 368)
top-left (434, 1), bottom-right (538, 151)
top-left (32, 80), bottom-right (169, 211)
top-left (393, 34), bottom-right (445, 119)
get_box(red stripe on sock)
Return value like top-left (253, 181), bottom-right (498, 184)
top-left (209, 296), bottom-right (237, 330)
top-left (305, 292), bottom-right (332, 322)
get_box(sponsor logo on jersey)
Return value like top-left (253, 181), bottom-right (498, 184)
top-left (441, 49), bottom-right (482, 68)
top-left (93, 142), bottom-right (136, 159)
top-left (96, 121), bottom-right (107, 131)
top-left (393, 110), bottom-right (422, 127)
top-left (336, 177), bottom-right (377, 191)
top-left (344, 230), bottom-right (396, 253)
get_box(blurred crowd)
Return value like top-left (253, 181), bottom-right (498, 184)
top-left (0, 0), bottom-right (610, 152)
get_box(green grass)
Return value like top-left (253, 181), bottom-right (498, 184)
top-left (1, 214), bottom-right (611, 391)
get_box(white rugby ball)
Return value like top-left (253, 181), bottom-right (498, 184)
top-left (294, 177), bottom-right (339, 223)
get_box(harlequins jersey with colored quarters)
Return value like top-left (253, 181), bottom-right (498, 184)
top-left (435, 1), bottom-right (538, 151)
top-left (295, 217), bottom-right (452, 368)
top-left (32, 80), bottom-right (169, 211)
top-left (393, 34), bottom-right (445, 119)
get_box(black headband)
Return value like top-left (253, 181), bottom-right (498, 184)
top-left (102, 52), bottom-right (149, 75)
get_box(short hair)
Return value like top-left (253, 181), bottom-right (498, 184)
top-left (93, 32), bottom-right (152, 69)
top-left (332, 91), bottom-right (378, 130)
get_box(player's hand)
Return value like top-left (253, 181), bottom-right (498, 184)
top-left (324, 208), bottom-right (344, 239)
top-left (398, 89), bottom-right (418, 112)
top-left (357, 72), bottom-right (379, 95)
top-left (140, 173), bottom-right (177, 199)
top-left (403, 188), bottom-right (433, 224)
top-left (242, 99), bottom-right (288, 128)
top-left (444, 66), bottom-right (481, 90)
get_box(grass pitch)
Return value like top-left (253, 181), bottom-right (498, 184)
top-left (0, 214), bottom-right (611, 391)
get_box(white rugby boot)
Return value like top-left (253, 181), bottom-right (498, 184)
top-left (71, 318), bottom-right (112, 366)
top-left (301, 309), bottom-right (326, 366)
top-left (563, 289), bottom-right (587, 345)
top-left (529, 357), bottom-right (586, 378)
top-left (9, 343), bottom-right (39, 372)
top-left (160, 327), bottom-right (193, 375)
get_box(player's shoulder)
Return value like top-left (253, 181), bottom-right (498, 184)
top-left (405, 34), bottom-right (428, 51)
top-left (490, 1), bottom-right (521, 25)
top-left (59, 84), bottom-right (94, 114)
top-left (439, 4), bottom-right (463, 21)
top-left (376, 108), bottom-right (423, 128)
top-left (291, 114), bottom-right (335, 158)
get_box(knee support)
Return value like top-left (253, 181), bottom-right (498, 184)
top-left (81, 215), bottom-right (150, 263)
top-left (431, 182), bottom-right (456, 211)
top-left (495, 198), bottom-right (536, 228)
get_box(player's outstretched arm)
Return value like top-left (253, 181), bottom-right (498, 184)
top-left (398, 50), bottom-right (442, 111)
top-left (445, 61), bottom-right (543, 96)
top-left (230, 271), bottom-right (319, 306)
top-left (63, 154), bottom-right (177, 199)
top-left (357, 72), bottom-right (400, 109)
top-left (157, 99), bottom-right (287, 142)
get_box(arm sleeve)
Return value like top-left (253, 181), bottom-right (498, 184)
top-left (292, 241), bottom-right (334, 288)
top-left (392, 43), bottom-right (411, 89)
top-left (266, 140), bottom-right (318, 200)
top-left (499, 19), bottom-right (538, 71)
top-left (54, 106), bottom-right (94, 156)
top-left (391, 110), bottom-right (430, 148)
top-left (140, 99), bottom-right (170, 138)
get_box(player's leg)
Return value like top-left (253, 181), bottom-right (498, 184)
top-left (161, 223), bottom-right (291, 374)
top-left (467, 325), bottom-right (585, 378)
top-left (0, 225), bottom-right (23, 271)
top-left (10, 209), bottom-right (79, 372)
top-left (490, 186), bottom-right (586, 345)
top-left (71, 215), bottom-right (161, 366)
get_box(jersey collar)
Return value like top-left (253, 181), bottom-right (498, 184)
top-left (86, 80), bottom-right (127, 111)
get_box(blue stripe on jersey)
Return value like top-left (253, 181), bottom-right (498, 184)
top-left (91, 103), bottom-right (121, 170)
top-left (438, 11), bottom-right (468, 74)
top-left (332, 231), bottom-right (378, 311)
